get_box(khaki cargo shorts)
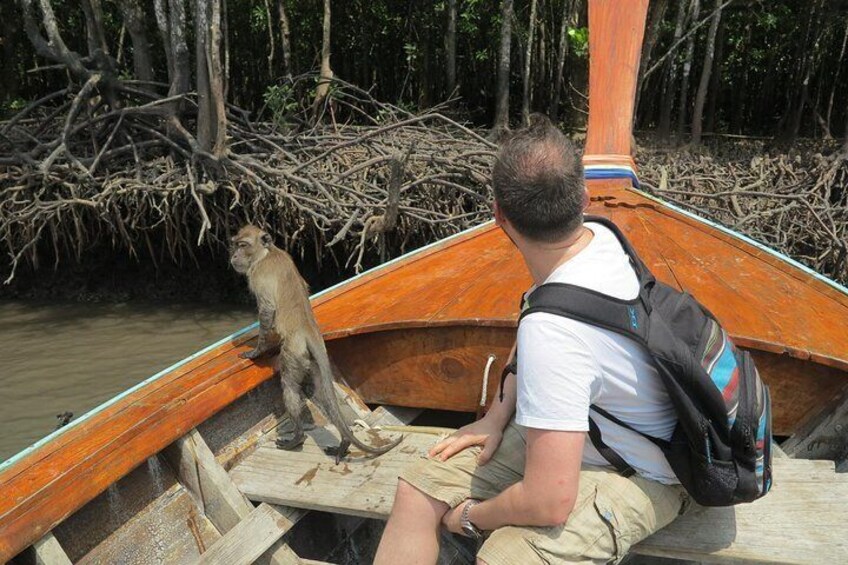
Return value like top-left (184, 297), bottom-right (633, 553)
top-left (401, 420), bottom-right (690, 565)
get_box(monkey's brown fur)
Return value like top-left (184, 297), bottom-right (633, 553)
top-left (230, 225), bottom-right (401, 463)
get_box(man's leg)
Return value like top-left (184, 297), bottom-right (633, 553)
top-left (376, 421), bottom-right (528, 564)
top-left (374, 480), bottom-right (449, 565)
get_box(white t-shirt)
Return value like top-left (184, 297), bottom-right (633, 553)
top-left (515, 221), bottom-right (679, 484)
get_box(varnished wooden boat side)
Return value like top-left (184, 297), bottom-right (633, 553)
top-left (3, 0), bottom-right (847, 560)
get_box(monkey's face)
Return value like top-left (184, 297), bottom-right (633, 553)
top-left (230, 225), bottom-right (272, 274)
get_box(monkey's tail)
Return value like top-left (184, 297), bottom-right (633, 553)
top-left (306, 337), bottom-right (403, 457)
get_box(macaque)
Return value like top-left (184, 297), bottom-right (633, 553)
top-left (230, 225), bottom-right (401, 463)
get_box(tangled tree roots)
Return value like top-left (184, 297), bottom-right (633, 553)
top-left (2, 77), bottom-right (847, 289)
top-left (638, 140), bottom-right (848, 285)
top-left (0, 75), bottom-right (497, 282)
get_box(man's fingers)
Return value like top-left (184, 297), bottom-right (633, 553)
top-left (438, 434), bottom-right (481, 461)
top-left (428, 436), bottom-right (456, 458)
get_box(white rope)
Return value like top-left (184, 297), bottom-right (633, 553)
top-left (481, 354), bottom-right (496, 406)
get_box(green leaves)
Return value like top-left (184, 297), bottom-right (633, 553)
top-left (567, 26), bottom-right (589, 58)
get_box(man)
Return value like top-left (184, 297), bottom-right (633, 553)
top-left (374, 115), bottom-right (690, 565)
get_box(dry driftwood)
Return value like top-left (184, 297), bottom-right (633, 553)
top-left (0, 76), bottom-right (496, 281)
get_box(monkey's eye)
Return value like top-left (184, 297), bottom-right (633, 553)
top-left (237, 241), bottom-right (248, 248)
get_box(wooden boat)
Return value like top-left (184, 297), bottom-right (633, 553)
top-left (3, 1), bottom-right (848, 563)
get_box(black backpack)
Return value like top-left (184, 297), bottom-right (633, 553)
top-left (512, 215), bottom-right (773, 507)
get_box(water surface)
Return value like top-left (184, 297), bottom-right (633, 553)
top-left (0, 301), bottom-right (253, 462)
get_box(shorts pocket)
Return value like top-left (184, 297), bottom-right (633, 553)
top-left (526, 485), bottom-right (630, 564)
top-left (593, 488), bottom-right (630, 562)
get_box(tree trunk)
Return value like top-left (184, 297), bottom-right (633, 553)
top-left (635, 0), bottom-right (668, 125)
top-left (492, 0), bottom-right (514, 136)
top-left (676, 0), bottom-right (700, 140)
top-left (313, 0), bottom-right (333, 114)
top-left (195, 0), bottom-right (226, 156)
top-left (521, 0), bottom-right (538, 125)
top-left (153, 0), bottom-right (174, 81)
top-left (209, 0), bottom-right (226, 156)
top-left (445, 0), bottom-right (457, 95)
top-left (691, 0), bottom-right (722, 145)
top-left (168, 0), bottom-right (190, 100)
top-left (196, 0), bottom-right (212, 150)
top-left (21, 0), bottom-right (90, 82)
top-left (826, 18), bottom-right (848, 135)
top-left (80, 0), bottom-right (109, 57)
top-left (658, 0), bottom-right (686, 138)
top-left (116, 0), bottom-right (154, 82)
top-left (277, 0), bottom-right (292, 76)
top-left (730, 23), bottom-right (751, 133)
top-left (788, 2), bottom-right (824, 143)
top-left (705, 14), bottom-right (724, 133)
top-left (549, 0), bottom-right (575, 121)
top-left (222, 0), bottom-right (229, 99)
top-left (263, 0), bottom-right (274, 79)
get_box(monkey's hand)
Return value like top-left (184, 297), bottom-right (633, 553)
top-left (428, 418), bottom-right (504, 465)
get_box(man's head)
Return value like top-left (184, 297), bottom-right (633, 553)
top-left (492, 114), bottom-right (585, 243)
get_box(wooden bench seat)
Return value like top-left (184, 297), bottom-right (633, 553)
top-left (230, 429), bottom-right (848, 564)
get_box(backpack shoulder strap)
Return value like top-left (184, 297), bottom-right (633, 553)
top-left (520, 283), bottom-right (650, 344)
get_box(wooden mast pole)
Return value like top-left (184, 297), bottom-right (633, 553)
top-left (583, 0), bottom-right (649, 179)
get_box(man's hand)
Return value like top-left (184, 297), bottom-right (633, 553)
top-left (429, 417), bottom-right (504, 464)
top-left (441, 499), bottom-right (474, 536)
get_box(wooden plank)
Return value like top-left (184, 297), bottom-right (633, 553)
top-left (255, 404), bottom-right (422, 564)
top-left (782, 385), bottom-right (848, 460)
top-left (162, 427), bottom-right (308, 565)
top-left (232, 436), bottom-right (434, 519)
top-left (193, 503), bottom-right (295, 565)
top-left (76, 486), bottom-right (222, 565)
top-left (231, 432), bottom-right (848, 563)
top-left (162, 428), bottom-right (255, 533)
top-left (32, 532), bottom-right (72, 565)
top-left (365, 405), bottom-right (423, 427)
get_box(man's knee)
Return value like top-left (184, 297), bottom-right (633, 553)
top-left (391, 478), bottom-right (449, 518)
top-left (394, 478), bottom-right (425, 507)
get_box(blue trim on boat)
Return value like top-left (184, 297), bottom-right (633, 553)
top-left (633, 188), bottom-right (848, 296)
top-left (0, 221), bottom-right (493, 470)
top-left (585, 165), bottom-right (640, 188)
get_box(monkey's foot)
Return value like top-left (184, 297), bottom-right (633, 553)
top-left (275, 433), bottom-right (306, 450)
top-left (326, 440), bottom-right (351, 465)
top-left (239, 349), bottom-right (262, 360)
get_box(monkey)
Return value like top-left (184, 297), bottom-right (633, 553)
top-left (230, 225), bottom-right (402, 464)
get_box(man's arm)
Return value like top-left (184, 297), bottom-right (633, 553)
top-left (445, 428), bottom-right (584, 531)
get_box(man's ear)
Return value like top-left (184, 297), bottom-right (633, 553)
top-left (260, 232), bottom-right (273, 247)
top-left (581, 188), bottom-right (590, 211)
top-left (493, 200), bottom-right (506, 226)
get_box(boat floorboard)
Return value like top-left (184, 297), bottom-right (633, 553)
top-left (230, 428), bottom-right (848, 564)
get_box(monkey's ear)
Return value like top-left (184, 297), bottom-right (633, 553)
top-left (260, 232), bottom-right (273, 247)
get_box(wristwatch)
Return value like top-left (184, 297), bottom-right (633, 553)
top-left (460, 499), bottom-right (483, 539)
